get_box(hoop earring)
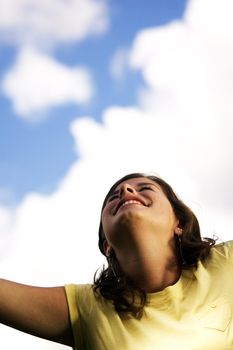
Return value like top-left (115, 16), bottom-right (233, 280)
top-left (175, 234), bottom-right (186, 266)
top-left (107, 255), bottom-right (121, 283)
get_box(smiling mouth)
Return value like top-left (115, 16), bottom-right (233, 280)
top-left (118, 200), bottom-right (144, 212)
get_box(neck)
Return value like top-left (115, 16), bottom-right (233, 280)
top-left (115, 241), bottom-right (181, 293)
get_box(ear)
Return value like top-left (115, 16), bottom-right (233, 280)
top-left (103, 240), bottom-right (113, 257)
top-left (174, 226), bottom-right (183, 235)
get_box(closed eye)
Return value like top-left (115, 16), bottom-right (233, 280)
top-left (138, 186), bottom-right (154, 192)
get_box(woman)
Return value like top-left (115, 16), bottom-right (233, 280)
top-left (1, 172), bottom-right (233, 349)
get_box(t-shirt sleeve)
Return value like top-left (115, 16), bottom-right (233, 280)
top-left (65, 284), bottom-right (83, 350)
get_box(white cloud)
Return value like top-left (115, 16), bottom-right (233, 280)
top-left (2, 48), bottom-right (94, 119)
top-left (0, 0), bottom-right (109, 47)
top-left (129, 0), bottom-right (233, 212)
top-left (1, 0), bottom-right (233, 348)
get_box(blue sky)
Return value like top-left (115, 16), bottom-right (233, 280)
top-left (1, 0), bottom-right (233, 349)
top-left (0, 0), bottom-right (186, 206)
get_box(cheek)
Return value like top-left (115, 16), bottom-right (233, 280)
top-left (101, 209), bottom-right (111, 239)
top-left (166, 206), bottom-right (178, 228)
top-left (101, 207), bottom-right (121, 246)
top-left (156, 199), bottom-right (178, 226)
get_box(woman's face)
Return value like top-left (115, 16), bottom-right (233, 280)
top-left (101, 177), bottom-right (179, 254)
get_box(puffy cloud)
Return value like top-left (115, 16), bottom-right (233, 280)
top-left (0, 0), bottom-right (106, 120)
top-left (2, 48), bottom-right (94, 119)
top-left (0, 0), bottom-right (109, 47)
top-left (129, 0), bottom-right (233, 213)
top-left (186, 0), bottom-right (233, 40)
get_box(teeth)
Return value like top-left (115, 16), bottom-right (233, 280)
top-left (121, 200), bottom-right (142, 207)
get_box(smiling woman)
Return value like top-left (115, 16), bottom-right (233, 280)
top-left (95, 173), bottom-right (215, 315)
top-left (1, 172), bottom-right (233, 350)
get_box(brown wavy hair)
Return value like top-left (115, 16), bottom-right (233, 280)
top-left (93, 173), bottom-right (216, 317)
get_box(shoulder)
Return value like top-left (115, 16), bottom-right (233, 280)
top-left (65, 284), bottom-right (94, 305)
top-left (65, 283), bottom-right (93, 295)
top-left (209, 240), bottom-right (233, 265)
top-left (212, 240), bottom-right (233, 256)
top-left (65, 284), bottom-right (109, 315)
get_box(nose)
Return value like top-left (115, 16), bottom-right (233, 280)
top-left (120, 183), bottom-right (136, 196)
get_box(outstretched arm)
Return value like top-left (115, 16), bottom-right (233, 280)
top-left (0, 279), bottom-right (74, 347)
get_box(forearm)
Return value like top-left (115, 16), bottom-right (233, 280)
top-left (0, 279), bottom-right (74, 346)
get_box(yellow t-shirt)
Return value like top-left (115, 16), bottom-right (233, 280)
top-left (65, 241), bottom-right (233, 350)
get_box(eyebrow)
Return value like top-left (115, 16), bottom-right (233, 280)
top-left (108, 181), bottom-right (160, 198)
